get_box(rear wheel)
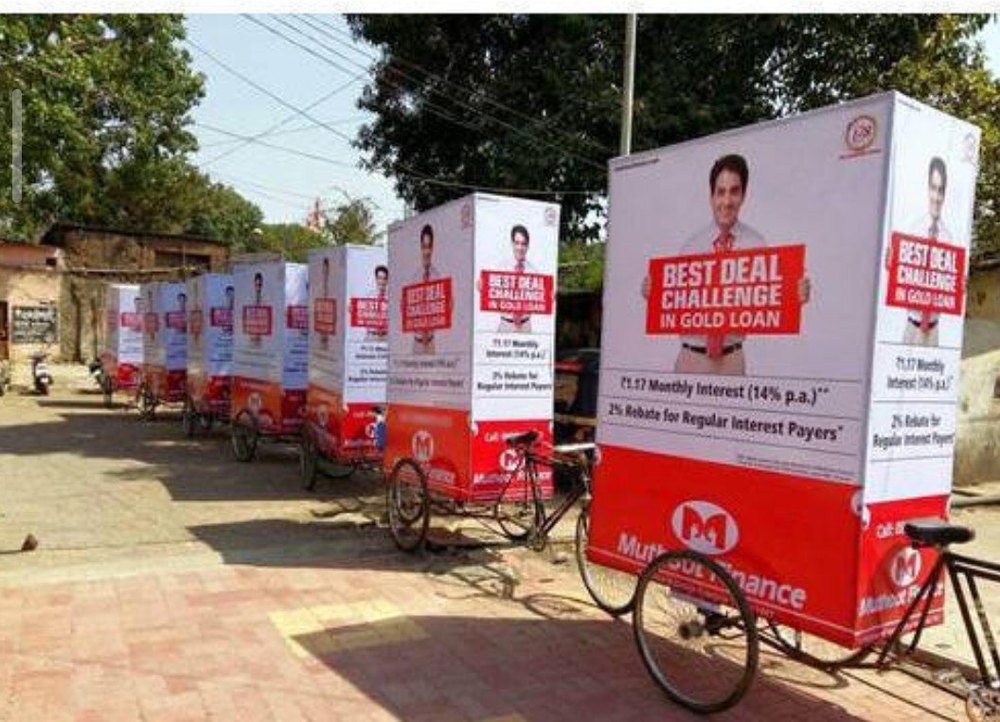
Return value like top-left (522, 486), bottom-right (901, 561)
top-left (181, 397), bottom-right (197, 438)
top-left (101, 374), bottom-right (113, 408)
top-left (231, 410), bottom-right (258, 462)
top-left (137, 384), bottom-right (157, 421)
top-left (633, 550), bottom-right (758, 714)
top-left (575, 505), bottom-right (637, 616)
top-left (386, 458), bottom-right (429, 552)
top-left (300, 425), bottom-right (319, 490)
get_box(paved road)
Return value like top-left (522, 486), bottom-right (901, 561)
top-left (0, 369), bottom-right (992, 721)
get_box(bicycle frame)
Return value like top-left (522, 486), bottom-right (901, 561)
top-left (874, 546), bottom-right (1000, 692)
top-left (498, 443), bottom-right (593, 545)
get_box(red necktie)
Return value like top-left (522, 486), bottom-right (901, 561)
top-left (706, 232), bottom-right (734, 359)
top-left (920, 222), bottom-right (939, 332)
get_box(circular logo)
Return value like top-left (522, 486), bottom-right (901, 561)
top-left (845, 115), bottom-right (877, 153)
top-left (671, 500), bottom-right (739, 556)
top-left (889, 547), bottom-right (922, 588)
top-left (544, 207), bottom-right (557, 226)
top-left (498, 448), bottom-right (521, 472)
top-left (411, 430), bottom-right (434, 463)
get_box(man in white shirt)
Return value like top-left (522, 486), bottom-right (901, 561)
top-left (902, 157), bottom-right (951, 347)
top-left (364, 265), bottom-right (389, 341)
top-left (497, 224), bottom-right (537, 333)
top-left (412, 224), bottom-right (440, 354)
top-left (643, 153), bottom-right (810, 375)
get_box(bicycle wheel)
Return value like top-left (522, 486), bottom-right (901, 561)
top-left (300, 425), bottom-right (319, 491)
top-left (181, 397), bottom-right (197, 439)
top-left (633, 550), bottom-right (759, 714)
top-left (493, 485), bottom-right (541, 543)
top-left (765, 622), bottom-right (872, 669)
top-left (137, 384), bottom-right (157, 421)
top-left (386, 458), bottom-right (430, 552)
top-left (101, 374), bottom-right (114, 408)
top-left (575, 506), bottom-right (637, 616)
top-left (231, 410), bottom-right (258, 462)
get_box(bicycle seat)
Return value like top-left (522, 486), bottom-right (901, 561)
top-left (506, 430), bottom-right (539, 447)
top-left (904, 518), bottom-right (975, 547)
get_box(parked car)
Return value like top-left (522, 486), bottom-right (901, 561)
top-left (553, 347), bottom-right (599, 445)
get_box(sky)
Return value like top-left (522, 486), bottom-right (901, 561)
top-left (185, 14), bottom-right (1000, 233)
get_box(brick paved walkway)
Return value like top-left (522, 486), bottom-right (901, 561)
top-left (0, 373), bottom-right (981, 720)
top-left (0, 547), bottom-right (969, 722)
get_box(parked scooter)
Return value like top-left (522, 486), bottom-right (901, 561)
top-left (30, 351), bottom-right (53, 395)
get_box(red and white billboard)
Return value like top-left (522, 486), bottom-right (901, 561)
top-left (101, 283), bottom-right (142, 390)
top-left (593, 91), bottom-right (980, 647)
top-left (386, 194), bottom-right (560, 501)
top-left (139, 281), bottom-right (188, 402)
top-left (231, 260), bottom-right (309, 434)
top-left (306, 245), bottom-right (388, 460)
top-left (186, 273), bottom-right (234, 415)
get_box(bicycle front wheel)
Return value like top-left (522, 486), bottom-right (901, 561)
top-left (493, 479), bottom-right (541, 543)
top-left (387, 458), bottom-right (430, 552)
top-left (633, 550), bottom-right (758, 714)
top-left (575, 506), bottom-right (636, 616)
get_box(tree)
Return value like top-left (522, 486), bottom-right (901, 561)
top-left (184, 177), bottom-right (264, 248)
top-left (325, 198), bottom-right (379, 245)
top-left (250, 222), bottom-right (328, 262)
top-left (0, 15), bottom-right (220, 241)
top-left (346, 14), bottom-right (997, 250)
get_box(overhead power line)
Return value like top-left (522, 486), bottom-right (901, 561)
top-left (306, 14), bottom-right (618, 159)
top-left (280, 14), bottom-right (607, 172)
top-left (200, 72), bottom-right (367, 168)
top-left (242, 15), bottom-right (492, 139)
top-left (197, 115), bottom-right (367, 148)
top-left (189, 32), bottom-right (600, 198)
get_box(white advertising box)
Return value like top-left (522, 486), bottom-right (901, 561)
top-left (186, 273), bottom-right (234, 415)
top-left (231, 260), bottom-right (308, 434)
top-left (139, 281), bottom-right (188, 402)
top-left (591, 91), bottom-right (980, 646)
top-left (306, 245), bottom-right (388, 460)
top-left (385, 193), bottom-right (560, 501)
top-left (101, 283), bottom-right (142, 390)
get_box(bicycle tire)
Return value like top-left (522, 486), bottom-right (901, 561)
top-left (493, 485), bottom-right (541, 543)
top-left (231, 410), bottom-right (258, 462)
top-left (386, 458), bottom-right (430, 553)
top-left (634, 549), bottom-right (759, 714)
top-left (575, 506), bottom-right (637, 616)
top-left (137, 384), bottom-right (157, 421)
top-left (300, 425), bottom-right (319, 491)
top-left (181, 397), bottom-right (196, 439)
top-left (101, 374), bottom-right (113, 408)
top-left (765, 622), bottom-right (873, 669)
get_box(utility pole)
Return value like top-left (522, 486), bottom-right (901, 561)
top-left (620, 14), bottom-right (637, 156)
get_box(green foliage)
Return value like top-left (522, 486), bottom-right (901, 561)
top-left (248, 222), bottom-right (328, 262)
top-left (0, 14), bottom-right (269, 248)
top-left (346, 14), bottom-right (998, 252)
top-left (559, 240), bottom-right (604, 293)
top-left (325, 198), bottom-right (379, 245)
top-left (185, 177), bottom-right (264, 247)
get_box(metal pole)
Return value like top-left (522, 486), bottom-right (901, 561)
top-left (620, 14), bottom-right (637, 156)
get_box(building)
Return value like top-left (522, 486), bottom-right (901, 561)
top-left (0, 240), bottom-right (63, 365)
top-left (41, 224), bottom-right (229, 362)
top-left (956, 254), bottom-right (1000, 484)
